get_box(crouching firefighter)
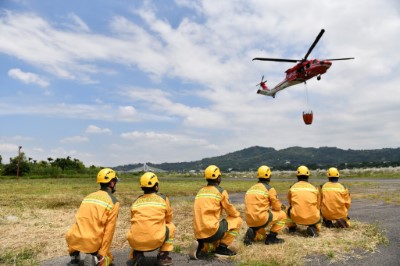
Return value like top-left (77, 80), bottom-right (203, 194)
top-left (286, 165), bottom-right (321, 237)
top-left (126, 172), bottom-right (176, 266)
top-left (189, 165), bottom-right (242, 260)
top-left (243, 165), bottom-right (287, 245)
top-left (320, 167), bottom-right (351, 228)
top-left (66, 168), bottom-right (120, 266)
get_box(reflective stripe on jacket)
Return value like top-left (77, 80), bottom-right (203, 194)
top-left (127, 193), bottom-right (173, 251)
top-left (66, 189), bottom-right (119, 256)
top-left (287, 181), bottom-right (320, 225)
top-left (245, 183), bottom-right (282, 227)
top-left (193, 185), bottom-right (240, 239)
top-left (320, 182), bottom-right (351, 220)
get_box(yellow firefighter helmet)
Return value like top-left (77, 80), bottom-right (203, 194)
top-left (97, 168), bottom-right (118, 183)
top-left (257, 165), bottom-right (271, 179)
top-left (204, 165), bottom-right (221, 179)
top-left (296, 165), bottom-right (310, 177)
top-left (140, 172), bottom-right (159, 188)
top-left (327, 167), bottom-right (340, 178)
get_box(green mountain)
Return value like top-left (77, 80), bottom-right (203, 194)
top-left (114, 146), bottom-right (400, 172)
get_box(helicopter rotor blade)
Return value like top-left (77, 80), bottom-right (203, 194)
top-left (253, 57), bottom-right (298, 63)
top-left (303, 29), bottom-right (325, 61)
top-left (322, 57), bottom-right (355, 61)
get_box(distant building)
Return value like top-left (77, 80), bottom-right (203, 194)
top-left (123, 163), bottom-right (166, 173)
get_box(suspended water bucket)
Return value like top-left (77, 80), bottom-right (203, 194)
top-left (303, 110), bottom-right (313, 125)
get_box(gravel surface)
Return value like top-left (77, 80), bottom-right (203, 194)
top-left (41, 195), bottom-right (400, 266)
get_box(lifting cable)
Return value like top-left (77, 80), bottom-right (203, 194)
top-left (303, 82), bottom-right (310, 111)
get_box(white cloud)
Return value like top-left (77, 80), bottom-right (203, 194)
top-left (121, 131), bottom-right (180, 142)
top-left (5, 135), bottom-right (34, 141)
top-left (32, 147), bottom-right (45, 153)
top-left (120, 130), bottom-right (218, 147)
top-left (67, 13), bottom-right (90, 32)
top-left (118, 130), bottom-right (220, 163)
top-left (0, 143), bottom-right (19, 153)
top-left (8, 68), bottom-right (49, 87)
top-left (0, 102), bottom-right (140, 122)
top-left (85, 125), bottom-right (112, 134)
top-left (122, 87), bottom-right (228, 128)
top-left (60, 136), bottom-right (89, 143)
top-left (0, 11), bottom-right (114, 81)
top-left (49, 147), bottom-right (93, 160)
top-left (117, 106), bottom-right (138, 122)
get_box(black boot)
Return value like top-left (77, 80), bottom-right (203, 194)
top-left (157, 251), bottom-right (172, 266)
top-left (288, 226), bottom-right (297, 234)
top-left (131, 251), bottom-right (145, 266)
top-left (323, 219), bottom-right (334, 228)
top-left (68, 251), bottom-right (80, 266)
top-left (306, 225), bottom-right (319, 237)
top-left (265, 232), bottom-right (285, 245)
top-left (243, 228), bottom-right (255, 246)
top-left (214, 244), bottom-right (236, 257)
top-left (334, 218), bottom-right (349, 228)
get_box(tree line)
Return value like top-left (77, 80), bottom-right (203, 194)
top-left (0, 153), bottom-right (100, 178)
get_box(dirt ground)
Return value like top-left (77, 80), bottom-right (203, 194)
top-left (41, 186), bottom-right (400, 266)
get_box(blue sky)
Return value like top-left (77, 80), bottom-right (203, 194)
top-left (1, 0), bottom-right (399, 167)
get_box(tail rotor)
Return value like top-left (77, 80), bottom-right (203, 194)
top-left (256, 75), bottom-right (268, 90)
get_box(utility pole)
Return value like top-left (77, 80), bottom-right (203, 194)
top-left (17, 146), bottom-right (22, 181)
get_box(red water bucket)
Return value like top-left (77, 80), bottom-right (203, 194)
top-left (303, 111), bottom-right (313, 125)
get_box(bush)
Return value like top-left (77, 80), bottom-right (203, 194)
top-left (1, 153), bottom-right (30, 176)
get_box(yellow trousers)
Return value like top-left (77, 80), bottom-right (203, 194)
top-left (200, 216), bottom-right (242, 253)
top-left (285, 217), bottom-right (321, 231)
top-left (160, 223), bottom-right (176, 252)
top-left (253, 209), bottom-right (286, 241)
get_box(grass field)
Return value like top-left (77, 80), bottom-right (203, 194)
top-left (0, 170), bottom-right (398, 265)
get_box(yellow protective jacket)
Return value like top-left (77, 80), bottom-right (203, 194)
top-left (245, 182), bottom-right (282, 227)
top-left (287, 181), bottom-right (320, 225)
top-left (320, 182), bottom-right (351, 220)
top-left (66, 189), bottom-right (119, 257)
top-left (194, 185), bottom-right (241, 239)
top-left (127, 193), bottom-right (173, 251)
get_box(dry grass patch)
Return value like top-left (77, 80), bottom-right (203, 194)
top-left (0, 207), bottom-right (76, 265)
top-left (233, 220), bottom-right (387, 265)
top-left (173, 202), bottom-right (388, 266)
top-left (233, 204), bottom-right (386, 265)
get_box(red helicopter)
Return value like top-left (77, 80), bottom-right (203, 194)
top-left (253, 29), bottom-right (354, 98)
